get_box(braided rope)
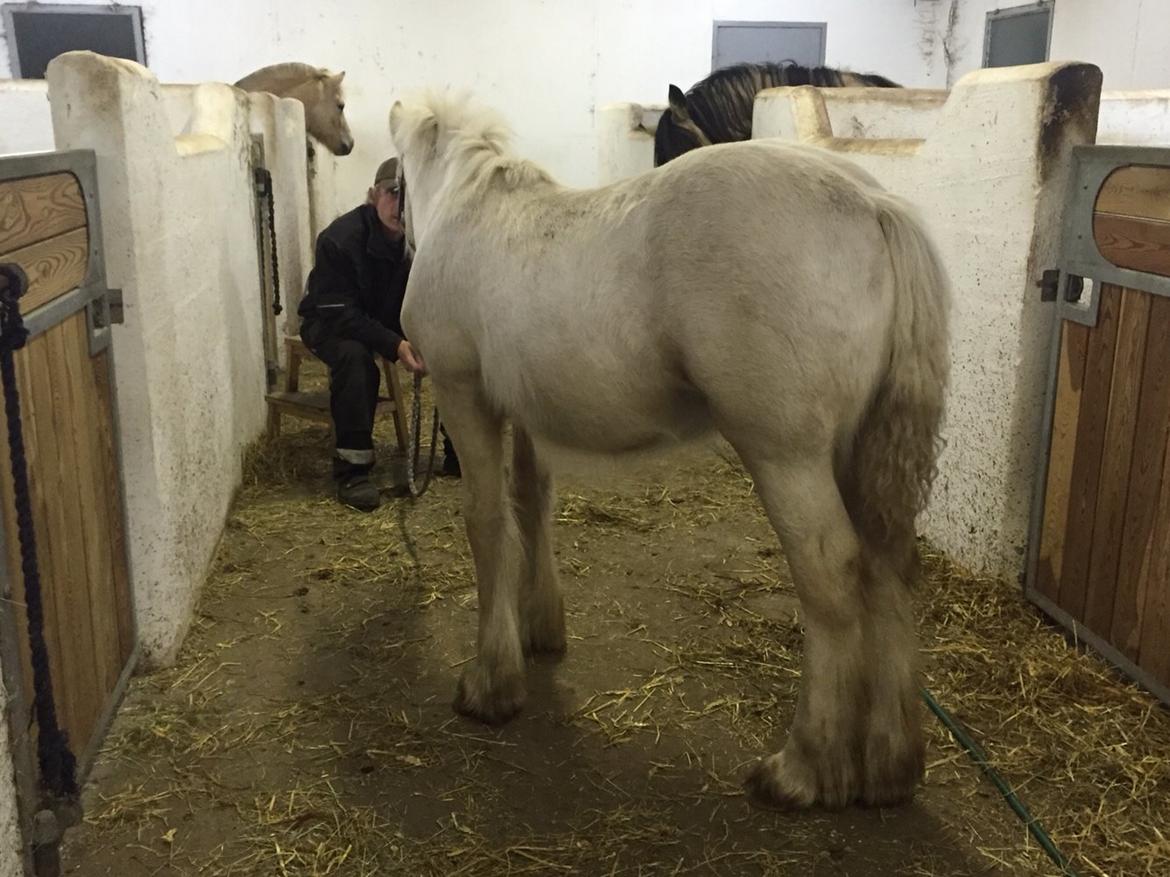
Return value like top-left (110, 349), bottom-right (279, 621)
top-left (404, 372), bottom-right (440, 498)
top-left (0, 264), bottom-right (77, 801)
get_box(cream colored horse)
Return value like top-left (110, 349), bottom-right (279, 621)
top-left (390, 94), bottom-right (951, 811)
top-left (235, 63), bottom-right (354, 155)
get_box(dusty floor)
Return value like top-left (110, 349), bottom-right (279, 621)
top-left (59, 376), bottom-right (1169, 876)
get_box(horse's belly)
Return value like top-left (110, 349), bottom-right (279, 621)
top-left (504, 372), bottom-right (712, 455)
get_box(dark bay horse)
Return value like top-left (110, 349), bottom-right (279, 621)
top-left (655, 62), bottom-right (900, 165)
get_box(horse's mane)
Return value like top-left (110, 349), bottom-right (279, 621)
top-left (690, 62), bottom-right (897, 141)
top-left (234, 62), bottom-right (328, 94)
top-left (655, 61), bottom-right (899, 164)
top-left (403, 92), bottom-right (555, 198)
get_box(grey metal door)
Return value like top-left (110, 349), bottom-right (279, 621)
top-left (984, 3), bottom-right (1052, 68)
top-left (712, 21), bottom-right (826, 70)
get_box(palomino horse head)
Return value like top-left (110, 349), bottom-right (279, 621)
top-left (301, 70), bottom-right (354, 156)
top-left (235, 63), bottom-right (355, 156)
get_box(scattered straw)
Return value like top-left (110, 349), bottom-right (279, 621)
top-left (60, 359), bottom-right (1170, 877)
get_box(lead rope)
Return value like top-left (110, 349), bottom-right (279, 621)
top-left (405, 373), bottom-right (440, 498)
top-left (395, 167), bottom-right (441, 499)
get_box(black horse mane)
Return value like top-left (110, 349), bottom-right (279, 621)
top-left (654, 61), bottom-right (900, 166)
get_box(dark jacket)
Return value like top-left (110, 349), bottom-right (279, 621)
top-left (298, 204), bottom-right (411, 360)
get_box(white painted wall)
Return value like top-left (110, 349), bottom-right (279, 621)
top-left (948, 0), bottom-right (1170, 90)
top-left (1052, 0), bottom-right (1170, 90)
top-left (1098, 91), bottom-right (1170, 145)
top-left (47, 52), bottom-right (269, 669)
top-left (0, 0), bottom-right (950, 209)
top-left (0, 81), bottom-right (51, 155)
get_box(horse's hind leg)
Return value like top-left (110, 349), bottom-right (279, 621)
top-left (435, 379), bottom-right (526, 724)
top-left (511, 427), bottom-right (565, 657)
top-left (857, 546), bottom-right (924, 806)
top-left (737, 452), bottom-right (868, 809)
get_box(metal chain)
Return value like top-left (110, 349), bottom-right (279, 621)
top-left (254, 167), bottom-right (281, 316)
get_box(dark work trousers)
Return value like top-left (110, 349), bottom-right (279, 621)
top-left (308, 335), bottom-right (381, 476)
top-left (304, 329), bottom-right (457, 479)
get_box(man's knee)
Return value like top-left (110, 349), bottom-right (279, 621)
top-left (333, 338), bottom-right (374, 366)
top-left (329, 339), bottom-right (379, 379)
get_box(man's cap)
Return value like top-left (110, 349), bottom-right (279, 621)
top-left (374, 157), bottom-right (399, 188)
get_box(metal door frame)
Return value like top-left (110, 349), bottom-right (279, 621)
top-left (1025, 144), bottom-right (1170, 707)
top-left (0, 149), bottom-right (139, 875)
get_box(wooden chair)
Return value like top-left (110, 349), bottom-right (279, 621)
top-left (265, 336), bottom-right (408, 451)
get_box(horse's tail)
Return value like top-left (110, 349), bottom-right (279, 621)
top-left (843, 193), bottom-right (951, 579)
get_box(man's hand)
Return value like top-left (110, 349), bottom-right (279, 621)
top-left (397, 339), bottom-right (427, 376)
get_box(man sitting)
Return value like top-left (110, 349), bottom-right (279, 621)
top-left (298, 157), bottom-right (459, 511)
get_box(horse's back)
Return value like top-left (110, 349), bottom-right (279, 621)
top-left (420, 141), bottom-right (900, 456)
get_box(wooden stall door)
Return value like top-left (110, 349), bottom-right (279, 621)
top-left (0, 162), bottom-right (136, 801)
top-left (1033, 161), bottom-right (1170, 699)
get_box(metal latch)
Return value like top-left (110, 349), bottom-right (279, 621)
top-left (1037, 269), bottom-right (1060, 302)
top-left (89, 289), bottom-right (123, 329)
top-left (107, 288), bottom-right (124, 324)
top-left (1037, 270), bottom-right (1084, 303)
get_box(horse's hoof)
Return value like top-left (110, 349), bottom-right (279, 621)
top-left (453, 665), bottom-right (525, 725)
top-left (524, 627), bottom-right (567, 659)
top-left (523, 597), bottom-right (566, 658)
top-left (744, 747), bottom-right (857, 811)
top-left (861, 728), bottom-right (924, 807)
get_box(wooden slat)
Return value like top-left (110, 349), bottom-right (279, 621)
top-left (1093, 213), bottom-right (1170, 278)
top-left (1036, 320), bottom-right (1091, 601)
top-left (17, 329), bottom-right (80, 746)
top-left (1, 226), bottom-right (89, 314)
top-left (88, 349), bottom-right (134, 662)
top-left (1137, 413), bottom-right (1170, 688)
top-left (55, 316), bottom-right (120, 700)
top-left (28, 324), bottom-right (103, 750)
top-left (1095, 165), bottom-right (1170, 223)
top-left (0, 173), bottom-right (86, 254)
top-left (1112, 293), bottom-right (1170, 660)
top-left (18, 335), bottom-right (77, 748)
top-left (1083, 288), bottom-right (1152, 638)
top-left (1057, 284), bottom-right (1123, 623)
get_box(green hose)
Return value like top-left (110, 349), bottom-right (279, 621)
top-left (921, 688), bottom-right (1079, 877)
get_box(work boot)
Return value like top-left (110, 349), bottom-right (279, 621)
top-left (333, 455), bottom-right (380, 511)
top-left (337, 471), bottom-right (380, 511)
